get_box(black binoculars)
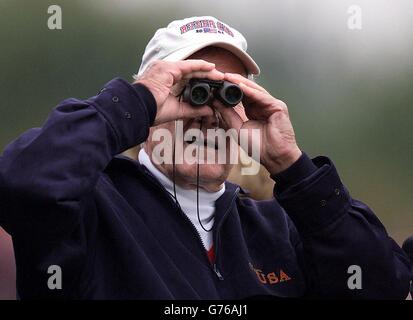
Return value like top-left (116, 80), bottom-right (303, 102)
top-left (182, 79), bottom-right (243, 107)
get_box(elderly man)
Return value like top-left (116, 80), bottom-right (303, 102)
top-left (0, 16), bottom-right (411, 299)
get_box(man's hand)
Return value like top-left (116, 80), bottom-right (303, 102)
top-left (134, 60), bottom-right (224, 126)
top-left (213, 73), bottom-right (302, 175)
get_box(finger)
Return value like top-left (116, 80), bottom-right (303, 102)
top-left (239, 82), bottom-right (274, 105)
top-left (175, 59), bottom-right (216, 76)
top-left (183, 69), bottom-right (225, 81)
top-left (212, 100), bottom-right (244, 131)
top-left (225, 73), bottom-right (268, 93)
top-left (171, 60), bottom-right (224, 85)
top-left (166, 60), bottom-right (216, 85)
top-left (238, 83), bottom-right (284, 120)
top-left (179, 103), bottom-right (215, 120)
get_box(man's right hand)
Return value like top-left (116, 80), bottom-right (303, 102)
top-left (134, 60), bottom-right (224, 126)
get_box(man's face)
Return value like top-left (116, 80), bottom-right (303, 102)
top-left (144, 47), bottom-right (248, 192)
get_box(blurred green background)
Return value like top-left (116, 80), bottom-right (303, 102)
top-left (0, 0), bottom-right (412, 299)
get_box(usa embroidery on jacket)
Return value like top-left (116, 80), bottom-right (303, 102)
top-left (249, 263), bottom-right (292, 285)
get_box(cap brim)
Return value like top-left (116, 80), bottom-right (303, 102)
top-left (163, 40), bottom-right (260, 75)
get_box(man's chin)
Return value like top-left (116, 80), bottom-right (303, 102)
top-left (176, 163), bottom-right (230, 189)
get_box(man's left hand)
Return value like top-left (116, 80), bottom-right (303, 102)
top-left (213, 73), bottom-right (302, 175)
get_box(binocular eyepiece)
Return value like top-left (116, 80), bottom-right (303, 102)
top-left (183, 79), bottom-right (243, 107)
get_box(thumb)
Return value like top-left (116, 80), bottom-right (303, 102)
top-left (212, 100), bottom-right (244, 131)
top-left (179, 103), bottom-right (214, 119)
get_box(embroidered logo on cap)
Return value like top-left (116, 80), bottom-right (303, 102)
top-left (180, 19), bottom-right (234, 37)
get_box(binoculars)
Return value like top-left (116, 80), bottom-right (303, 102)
top-left (182, 79), bottom-right (243, 107)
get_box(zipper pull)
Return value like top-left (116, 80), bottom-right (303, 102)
top-left (213, 264), bottom-right (224, 281)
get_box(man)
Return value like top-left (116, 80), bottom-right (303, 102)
top-left (0, 16), bottom-right (411, 299)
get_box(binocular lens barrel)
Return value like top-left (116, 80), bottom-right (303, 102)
top-left (183, 80), bottom-right (243, 107)
top-left (190, 83), bottom-right (210, 106)
top-left (219, 83), bottom-right (243, 106)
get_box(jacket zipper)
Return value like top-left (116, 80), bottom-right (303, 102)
top-left (139, 167), bottom-right (223, 279)
top-left (213, 188), bottom-right (239, 281)
top-left (175, 203), bottom-right (226, 280)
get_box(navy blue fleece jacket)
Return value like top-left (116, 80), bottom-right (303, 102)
top-left (0, 78), bottom-right (411, 299)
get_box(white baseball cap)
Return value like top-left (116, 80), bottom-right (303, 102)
top-left (136, 16), bottom-right (260, 77)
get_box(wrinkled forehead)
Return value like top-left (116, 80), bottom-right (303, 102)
top-left (187, 47), bottom-right (248, 77)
